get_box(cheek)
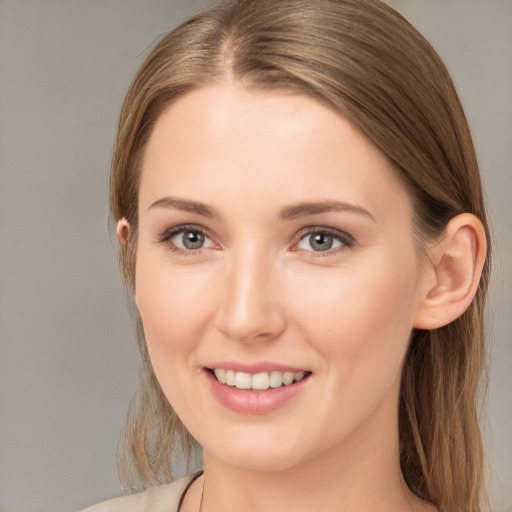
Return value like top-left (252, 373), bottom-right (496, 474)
top-left (134, 250), bottom-right (215, 391)
top-left (289, 252), bottom-right (419, 375)
top-left (134, 260), bottom-right (215, 430)
top-left (287, 256), bottom-right (420, 441)
top-left (136, 249), bottom-right (210, 334)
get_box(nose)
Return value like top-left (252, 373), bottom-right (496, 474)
top-left (214, 248), bottom-right (287, 344)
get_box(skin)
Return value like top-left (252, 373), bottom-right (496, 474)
top-left (132, 83), bottom-right (450, 512)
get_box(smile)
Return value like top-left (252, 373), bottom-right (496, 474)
top-left (204, 366), bottom-right (312, 414)
top-left (212, 368), bottom-right (309, 391)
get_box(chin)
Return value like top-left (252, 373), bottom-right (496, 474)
top-left (200, 426), bottom-right (321, 473)
top-left (212, 448), bottom-right (305, 473)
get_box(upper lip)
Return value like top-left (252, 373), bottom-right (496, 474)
top-left (205, 361), bottom-right (310, 374)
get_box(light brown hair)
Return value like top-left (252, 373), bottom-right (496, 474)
top-left (110, 1), bottom-right (491, 511)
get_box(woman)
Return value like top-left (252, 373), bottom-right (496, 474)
top-left (84, 0), bottom-right (490, 511)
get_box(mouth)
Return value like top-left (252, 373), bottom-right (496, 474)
top-left (207, 368), bottom-right (311, 391)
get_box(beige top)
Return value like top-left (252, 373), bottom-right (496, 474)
top-left (80, 474), bottom-right (197, 512)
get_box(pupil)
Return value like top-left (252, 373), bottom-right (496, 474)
top-left (183, 231), bottom-right (204, 249)
top-left (311, 233), bottom-right (333, 251)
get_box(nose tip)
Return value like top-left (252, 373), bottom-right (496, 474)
top-left (216, 305), bottom-right (285, 343)
top-left (214, 258), bottom-right (286, 344)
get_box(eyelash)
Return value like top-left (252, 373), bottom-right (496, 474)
top-left (157, 224), bottom-right (355, 256)
top-left (158, 224), bottom-right (215, 255)
top-left (294, 226), bottom-right (355, 256)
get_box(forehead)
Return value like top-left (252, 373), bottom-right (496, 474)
top-left (139, 83), bottom-right (412, 224)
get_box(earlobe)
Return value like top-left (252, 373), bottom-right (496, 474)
top-left (413, 213), bottom-right (487, 330)
top-left (116, 218), bottom-right (130, 247)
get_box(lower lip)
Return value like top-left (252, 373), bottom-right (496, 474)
top-left (204, 369), bottom-right (311, 414)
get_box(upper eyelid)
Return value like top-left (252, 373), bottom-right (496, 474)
top-left (157, 224), bottom-right (354, 250)
top-left (158, 224), bottom-right (216, 254)
top-left (159, 223), bottom-right (212, 240)
top-left (159, 224), bottom-right (352, 237)
top-left (295, 225), bottom-right (354, 242)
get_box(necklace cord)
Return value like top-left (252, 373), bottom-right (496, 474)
top-left (176, 471), bottom-right (203, 512)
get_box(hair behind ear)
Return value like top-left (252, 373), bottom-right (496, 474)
top-left (400, 212), bottom-right (489, 511)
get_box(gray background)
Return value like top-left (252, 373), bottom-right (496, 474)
top-left (0, 1), bottom-right (510, 511)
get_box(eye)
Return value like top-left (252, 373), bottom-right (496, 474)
top-left (175, 230), bottom-right (206, 250)
top-left (159, 225), bottom-right (216, 253)
top-left (295, 228), bottom-right (353, 254)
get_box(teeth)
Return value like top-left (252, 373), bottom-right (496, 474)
top-left (269, 371), bottom-right (283, 388)
top-left (252, 372), bottom-right (270, 390)
top-left (235, 371), bottom-right (252, 390)
top-left (213, 369), bottom-right (308, 391)
top-left (225, 369), bottom-right (236, 386)
top-left (214, 368), bottom-right (226, 384)
top-left (282, 372), bottom-right (295, 385)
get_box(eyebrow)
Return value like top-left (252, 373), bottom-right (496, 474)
top-left (279, 200), bottom-right (376, 222)
top-left (148, 197), bottom-right (219, 218)
top-left (148, 196), bottom-right (375, 222)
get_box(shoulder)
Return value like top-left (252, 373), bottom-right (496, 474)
top-left (80, 475), bottom-right (193, 512)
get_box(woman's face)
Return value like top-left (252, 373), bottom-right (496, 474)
top-left (135, 84), bottom-right (428, 472)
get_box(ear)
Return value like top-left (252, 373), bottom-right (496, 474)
top-left (116, 218), bottom-right (130, 247)
top-left (413, 213), bottom-right (487, 330)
